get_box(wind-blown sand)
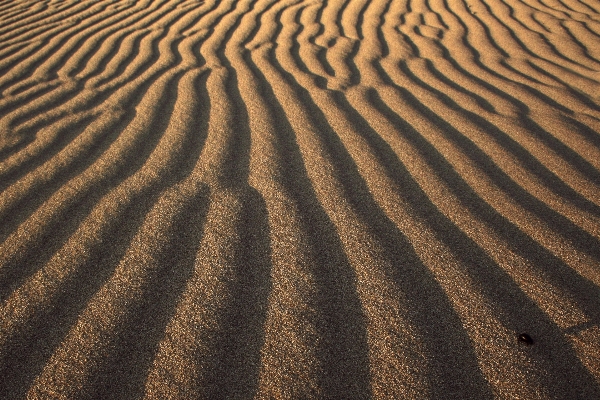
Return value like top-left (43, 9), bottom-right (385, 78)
top-left (0, 0), bottom-right (599, 398)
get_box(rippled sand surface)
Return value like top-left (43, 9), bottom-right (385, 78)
top-left (1, 0), bottom-right (599, 398)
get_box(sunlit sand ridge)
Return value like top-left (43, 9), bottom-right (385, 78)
top-left (0, 0), bottom-right (599, 398)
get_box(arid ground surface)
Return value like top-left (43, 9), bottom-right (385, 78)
top-left (0, 0), bottom-right (600, 398)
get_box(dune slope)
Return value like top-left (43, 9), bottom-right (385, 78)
top-left (1, 0), bottom-right (600, 398)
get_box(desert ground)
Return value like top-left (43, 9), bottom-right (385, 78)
top-left (0, 0), bottom-right (599, 398)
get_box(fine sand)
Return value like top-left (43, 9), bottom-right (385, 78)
top-left (1, 0), bottom-right (599, 398)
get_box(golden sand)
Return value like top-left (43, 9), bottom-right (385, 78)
top-left (1, 0), bottom-right (599, 398)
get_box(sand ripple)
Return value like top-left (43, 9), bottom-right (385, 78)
top-left (1, 0), bottom-right (599, 398)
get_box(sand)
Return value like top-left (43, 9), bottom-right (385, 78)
top-left (0, 0), bottom-right (599, 398)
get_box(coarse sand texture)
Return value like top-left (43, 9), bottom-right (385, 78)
top-left (1, 0), bottom-right (600, 398)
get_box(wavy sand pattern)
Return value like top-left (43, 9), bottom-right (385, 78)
top-left (0, 0), bottom-right (599, 398)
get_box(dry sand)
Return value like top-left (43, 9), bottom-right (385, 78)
top-left (0, 0), bottom-right (599, 398)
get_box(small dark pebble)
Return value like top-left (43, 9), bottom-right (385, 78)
top-left (518, 333), bottom-right (534, 345)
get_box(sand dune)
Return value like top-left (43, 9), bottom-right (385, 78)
top-left (0, 0), bottom-right (599, 398)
